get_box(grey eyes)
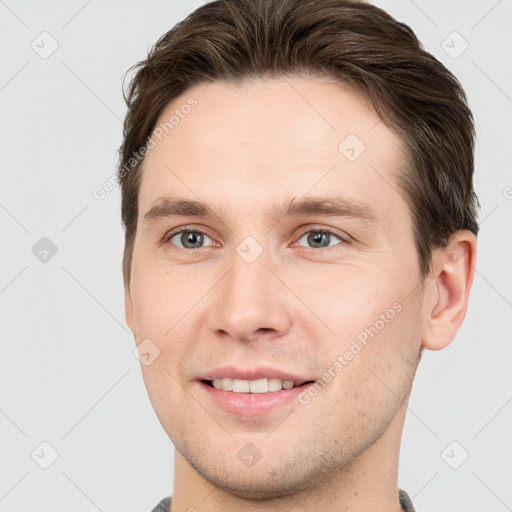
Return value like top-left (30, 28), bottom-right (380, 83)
top-left (168, 229), bottom-right (343, 250)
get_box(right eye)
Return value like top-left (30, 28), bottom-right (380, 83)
top-left (166, 229), bottom-right (215, 249)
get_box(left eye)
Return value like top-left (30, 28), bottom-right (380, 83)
top-left (296, 230), bottom-right (344, 249)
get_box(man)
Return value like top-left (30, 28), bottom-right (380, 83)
top-left (119, 0), bottom-right (479, 510)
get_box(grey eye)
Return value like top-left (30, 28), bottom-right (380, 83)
top-left (297, 230), bottom-right (343, 248)
top-left (170, 231), bottom-right (213, 249)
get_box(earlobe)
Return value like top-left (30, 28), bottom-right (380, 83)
top-left (422, 230), bottom-right (477, 351)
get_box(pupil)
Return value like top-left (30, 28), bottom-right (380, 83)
top-left (309, 231), bottom-right (328, 247)
top-left (183, 232), bottom-right (202, 248)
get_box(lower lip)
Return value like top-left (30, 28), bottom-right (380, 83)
top-left (199, 381), bottom-right (315, 416)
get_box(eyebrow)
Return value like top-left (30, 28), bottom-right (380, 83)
top-left (143, 195), bottom-right (379, 225)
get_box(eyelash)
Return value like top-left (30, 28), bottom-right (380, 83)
top-left (162, 225), bottom-right (351, 250)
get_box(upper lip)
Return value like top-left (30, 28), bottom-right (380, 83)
top-left (200, 366), bottom-right (316, 383)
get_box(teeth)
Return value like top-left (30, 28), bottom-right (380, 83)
top-left (268, 378), bottom-right (282, 392)
top-left (232, 379), bottom-right (250, 392)
top-left (249, 378), bottom-right (268, 393)
top-left (221, 377), bottom-right (233, 391)
top-left (210, 378), bottom-right (300, 393)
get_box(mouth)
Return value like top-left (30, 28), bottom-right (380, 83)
top-left (199, 377), bottom-right (317, 416)
top-left (201, 378), bottom-right (315, 393)
top-left (197, 366), bottom-right (318, 415)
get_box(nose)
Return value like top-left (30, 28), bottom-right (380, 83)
top-left (207, 250), bottom-right (293, 343)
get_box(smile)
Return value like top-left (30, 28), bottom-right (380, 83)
top-left (204, 377), bottom-right (313, 393)
top-left (200, 379), bottom-right (316, 416)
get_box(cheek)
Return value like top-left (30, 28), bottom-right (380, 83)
top-left (138, 362), bottom-right (189, 443)
top-left (327, 291), bottom-right (421, 406)
top-left (293, 262), bottom-right (421, 381)
top-left (295, 265), bottom-right (403, 338)
top-left (130, 259), bottom-right (205, 390)
top-left (130, 254), bottom-right (203, 339)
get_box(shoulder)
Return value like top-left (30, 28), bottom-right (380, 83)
top-left (150, 496), bottom-right (172, 512)
top-left (399, 489), bottom-right (416, 512)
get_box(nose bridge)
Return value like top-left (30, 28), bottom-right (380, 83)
top-left (208, 244), bottom-right (292, 341)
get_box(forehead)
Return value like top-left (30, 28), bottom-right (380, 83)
top-left (138, 77), bottom-right (408, 223)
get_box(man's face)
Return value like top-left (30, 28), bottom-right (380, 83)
top-left (126, 77), bottom-right (425, 498)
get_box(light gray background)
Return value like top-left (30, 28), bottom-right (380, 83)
top-left (1, 1), bottom-right (511, 511)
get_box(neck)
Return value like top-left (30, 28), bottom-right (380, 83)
top-left (170, 401), bottom-right (408, 512)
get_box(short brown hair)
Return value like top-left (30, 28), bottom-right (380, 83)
top-left (118, 0), bottom-right (479, 286)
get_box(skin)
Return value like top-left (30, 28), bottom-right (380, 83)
top-left (124, 77), bottom-right (477, 512)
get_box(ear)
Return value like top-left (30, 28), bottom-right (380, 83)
top-left (124, 282), bottom-right (135, 335)
top-left (422, 230), bottom-right (477, 351)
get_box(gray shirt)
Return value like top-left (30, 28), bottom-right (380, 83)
top-left (150, 489), bottom-right (416, 511)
